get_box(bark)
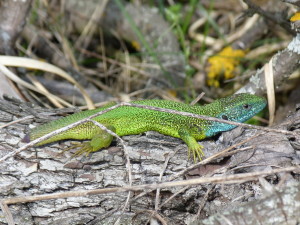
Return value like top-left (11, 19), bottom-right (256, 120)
top-left (237, 34), bottom-right (300, 95)
top-left (282, 0), bottom-right (300, 7)
top-left (0, 0), bottom-right (33, 55)
top-left (192, 183), bottom-right (300, 225)
top-left (0, 95), bottom-right (299, 224)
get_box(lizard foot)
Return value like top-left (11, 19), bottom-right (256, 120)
top-left (62, 131), bottom-right (114, 158)
top-left (188, 144), bottom-right (205, 162)
top-left (63, 142), bottom-right (96, 158)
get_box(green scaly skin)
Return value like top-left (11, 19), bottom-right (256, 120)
top-left (26, 93), bottom-right (267, 161)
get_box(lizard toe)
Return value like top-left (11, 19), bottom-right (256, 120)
top-left (188, 145), bottom-right (205, 162)
top-left (61, 142), bottom-right (95, 158)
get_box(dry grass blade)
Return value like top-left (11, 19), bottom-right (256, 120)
top-left (26, 74), bottom-right (64, 107)
top-left (2, 166), bottom-right (299, 206)
top-left (0, 202), bottom-right (14, 225)
top-left (0, 56), bottom-right (94, 108)
top-left (264, 58), bottom-right (275, 125)
top-left (246, 40), bottom-right (290, 59)
top-left (74, 0), bottom-right (109, 50)
top-left (0, 64), bottom-right (72, 107)
top-left (0, 115), bottom-right (34, 129)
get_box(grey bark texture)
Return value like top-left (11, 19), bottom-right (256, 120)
top-left (0, 96), bottom-right (299, 224)
top-left (192, 182), bottom-right (300, 225)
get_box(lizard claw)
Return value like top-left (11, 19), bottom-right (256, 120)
top-left (188, 144), bottom-right (205, 162)
top-left (62, 142), bottom-right (94, 158)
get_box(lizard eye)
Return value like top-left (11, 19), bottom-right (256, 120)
top-left (243, 104), bottom-right (251, 110)
top-left (221, 115), bottom-right (228, 120)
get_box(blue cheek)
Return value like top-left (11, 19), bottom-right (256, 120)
top-left (205, 122), bottom-right (237, 137)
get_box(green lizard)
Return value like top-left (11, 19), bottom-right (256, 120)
top-left (24, 93), bottom-right (266, 160)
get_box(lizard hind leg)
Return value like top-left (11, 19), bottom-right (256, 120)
top-left (65, 125), bottom-right (116, 157)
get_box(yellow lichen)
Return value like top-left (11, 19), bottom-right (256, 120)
top-left (167, 89), bottom-right (177, 97)
top-left (131, 40), bottom-right (141, 51)
top-left (206, 46), bottom-right (246, 87)
top-left (290, 12), bottom-right (300, 22)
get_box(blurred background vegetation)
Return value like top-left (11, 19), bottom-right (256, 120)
top-left (1, 0), bottom-right (299, 115)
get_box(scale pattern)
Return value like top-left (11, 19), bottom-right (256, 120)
top-left (27, 93), bottom-right (267, 160)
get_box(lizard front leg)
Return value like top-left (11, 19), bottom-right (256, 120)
top-left (178, 127), bottom-right (205, 162)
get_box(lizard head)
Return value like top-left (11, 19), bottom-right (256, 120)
top-left (217, 93), bottom-right (267, 123)
top-left (206, 93), bottom-right (267, 136)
